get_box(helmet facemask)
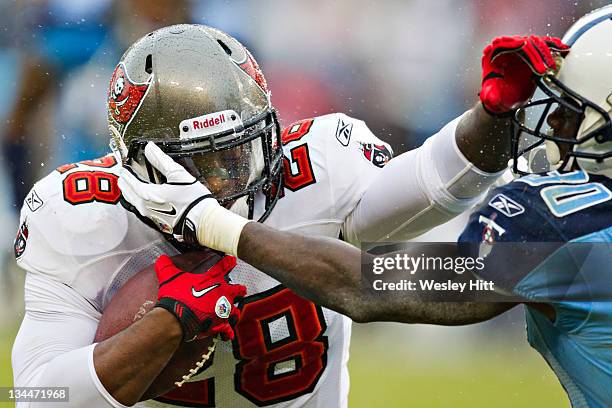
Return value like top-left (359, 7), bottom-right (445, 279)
top-left (511, 6), bottom-right (612, 177)
top-left (511, 75), bottom-right (612, 175)
top-left (125, 108), bottom-right (284, 222)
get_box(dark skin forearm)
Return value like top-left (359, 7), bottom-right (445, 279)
top-left (359, 243), bottom-right (515, 324)
top-left (455, 103), bottom-right (513, 173)
top-left (237, 222), bottom-right (365, 319)
top-left (234, 107), bottom-right (519, 325)
top-left (238, 223), bottom-right (513, 324)
top-left (94, 307), bottom-right (182, 406)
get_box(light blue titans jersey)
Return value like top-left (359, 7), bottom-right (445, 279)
top-left (459, 170), bottom-right (612, 408)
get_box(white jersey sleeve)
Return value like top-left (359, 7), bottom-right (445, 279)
top-left (12, 273), bottom-right (126, 408)
top-left (16, 158), bottom-right (129, 285)
top-left (15, 156), bottom-right (169, 309)
top-left (276, 112), bottom-right (502, 245)
top-left (270, 113), bottom-right (393, 236)
top-left (342, 113), bottom-right (505, 244)
top-left (12, 157), bottom-right (173, 407)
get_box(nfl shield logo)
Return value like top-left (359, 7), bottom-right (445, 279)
top-left (215, 296), bottom-right (232, 319)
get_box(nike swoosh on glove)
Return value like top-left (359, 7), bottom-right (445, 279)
top-left (155, 254), bottom-right (247, 342)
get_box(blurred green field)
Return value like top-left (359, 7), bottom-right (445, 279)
top-left (0, 326), bottom-right (15, 408)
top-left (0, 323), bottom-right (568, 407)
top-left (348, 333), bottom-right (568, 408)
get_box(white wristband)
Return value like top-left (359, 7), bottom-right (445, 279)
top-left (193, 202), bottom-right (251, 256)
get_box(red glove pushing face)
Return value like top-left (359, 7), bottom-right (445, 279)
top-left (480, 35), bottom-right (570, 116)
top-left (155, 254), bottom-right (246, 342)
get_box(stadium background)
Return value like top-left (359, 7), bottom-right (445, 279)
top-left (0, 0), bottom-right (604, 406)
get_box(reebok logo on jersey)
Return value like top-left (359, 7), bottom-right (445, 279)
top-left (215, 295), bottom-right (232, 318)
top-left (488, 194), bottom-right (525, 217)
top-left (25, 190), bottom-right (43, 212)
top-left (335, 118), bottom-right (353, 146)
top-left (192, 283), bottom-right (220, 298)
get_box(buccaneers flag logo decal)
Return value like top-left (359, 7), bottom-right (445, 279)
top-left (108, 63), bottom-right (151, 131)
top-left (360, 143), bottom-right (393, 168)
top-left (14, 220), bottom-right (28, 259)
top-left (238, 48), bottom-right (269, 93)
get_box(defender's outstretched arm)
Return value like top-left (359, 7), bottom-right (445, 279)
top-left (343, 36), bottom-right (569, 244)
top-left (120, 144), bottom-right (512, 325)
top-left (237, 222), bottom-right (514, 324)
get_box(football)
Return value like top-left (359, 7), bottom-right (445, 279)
top-left (94, 250), bottom-right (223, 400)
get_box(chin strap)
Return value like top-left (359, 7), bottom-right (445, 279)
top-left (545, 140), bottom-right (562, 167)
top-left (108, 125), bottom-right (129, 164)
top-left (545, 140), bottom-right (577, 172)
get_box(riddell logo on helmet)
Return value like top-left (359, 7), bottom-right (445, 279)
top-left (193, 114), bottom-right (226, 130)
top-left (180, 110), bottom-right (242, 140)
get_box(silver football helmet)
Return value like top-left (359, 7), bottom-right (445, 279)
top-left (107, 24), bottom-right (283, 220)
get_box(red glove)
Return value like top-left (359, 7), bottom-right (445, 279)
top-left (480, 35), bottom-right (569, 115)
top-left (155, 254), bottom-right (246, 342)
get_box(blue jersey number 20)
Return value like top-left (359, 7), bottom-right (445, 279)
top-left (519, 170), bottom-right (612, 217)
top-left (540, 183), bottom-right (612, 217)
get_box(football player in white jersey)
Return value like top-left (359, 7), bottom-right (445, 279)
top-left (12, 24), bottom-right (565, 407)
top-left (124, 12), bottom-right (612, 407)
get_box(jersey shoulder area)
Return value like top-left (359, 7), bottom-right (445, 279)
top-left (280, 112), bottom-right (393, 164)
top-left (459, 170), bottom-right (612, 245)
top-left (458, 170), bottom-right (612, 296)
top-left (15, 156), bottom-right (161, 285)
top-left (269, 113), bottom-right (393, 233)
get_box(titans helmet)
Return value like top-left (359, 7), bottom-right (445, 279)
top-left (511, 6), bottom-right (612, 176)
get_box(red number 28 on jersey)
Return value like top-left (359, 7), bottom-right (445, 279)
top-left (157, 287), bottom-right (328, 407)
top-left (282, 119), bottom-right (316, 192)
top-left (59, 157), bottom-right (121, 205)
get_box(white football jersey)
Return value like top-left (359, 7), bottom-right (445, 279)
top-left (15, 113), bottom-right (392, 408)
